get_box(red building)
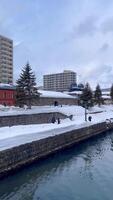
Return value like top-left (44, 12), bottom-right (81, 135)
top-left (0, 84), bottom-right (16, 106)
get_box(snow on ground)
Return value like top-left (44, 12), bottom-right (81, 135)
top-left (89, 105), bottom-right (113, 113)
top-left (0, 104), bottom-right (113, 151)
top-left (0, 104), bottom-right (113, 117)
top-left (0, 119), bottom-right (91, 151)
top-left (0, 105), bottom-right (85, 117)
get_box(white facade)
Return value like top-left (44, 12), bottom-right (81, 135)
top-left (43, 70), bottom-right (77, 92)
top-left (0, 35), bottom-right (13, 84)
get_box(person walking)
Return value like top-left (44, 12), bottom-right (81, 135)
top-left (51, 116), bottom-right (56, 123)
top-left (57, 118), bottom-right (60, 124)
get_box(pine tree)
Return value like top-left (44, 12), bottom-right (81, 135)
top-left (110, 84), bottom-right (113, 103)
top-left (94, 84), bottom-right (103, 106)
top-left (16, 62), bottom-right (39, 108)
top-left (80, 83), bottom-right (93, 108)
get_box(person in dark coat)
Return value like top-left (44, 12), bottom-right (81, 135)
top-left (69, 115), bottom-right (73, 121)
top-left (57, 118), bottom-right (60, 124)
top-left (88, 116), bottom-right (92, 122)
top-left (51, 116), bottom-right (56, 123)
top-left (54, 101), bottom-right (58, 106)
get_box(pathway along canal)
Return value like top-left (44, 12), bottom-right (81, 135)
top-left (0, 129), bottom-right (113, 200)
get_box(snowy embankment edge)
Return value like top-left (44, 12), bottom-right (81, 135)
top-left (0, 119), bottom-right (105, 151)
top-left (0, 121), bottom-right (109, 179)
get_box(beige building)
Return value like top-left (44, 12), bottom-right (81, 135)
top-left (0, 35), bottom-right (13, 83)
top-left (43, 70), bottom-right (77, 92)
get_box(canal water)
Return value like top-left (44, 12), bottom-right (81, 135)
top-left (0, 130), bottom-right (113, 200)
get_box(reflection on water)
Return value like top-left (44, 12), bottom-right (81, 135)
top-left (0, 130), bottom-right (113, 200)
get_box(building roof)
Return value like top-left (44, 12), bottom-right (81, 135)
top-left (39, 90), bottom-right (76, 99)
top-left (102, 91), bottom-right (110, 95)
top-left (102, 95), bottom-right (111, 99)
top-left (101, 88), bottom-right (110, 92)
top-left (0, 83), bottom-right (16, 90)
top-left (0, 35), bottom-right (13, 42)
top-left (68, 91), bottom-right (82, 95)
top-left (44, 70), bottom-right (76, 76)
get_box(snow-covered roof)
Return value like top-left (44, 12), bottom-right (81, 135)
top-left (39, 90), bottom-right (75, 99)
top-left (102, 95), bottom-right (111, 99)
top-left (0, 83), bottom-right (16, 90)
top-left (68, 91), bottom-right (82, 95)
top-left (102, 91), bottom-right (110, 95)
top-left (101, 88), bottom-right (110, 92)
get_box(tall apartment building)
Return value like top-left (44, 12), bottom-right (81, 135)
top-left (0, 35), bottom-right (13, 84)
top-left (43, 70), bottom-right (77, 92)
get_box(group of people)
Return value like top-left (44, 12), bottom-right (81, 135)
top-left (51, 116), bottom-right (60, 124)
top-left (52, 101), bottom-right (61, 124)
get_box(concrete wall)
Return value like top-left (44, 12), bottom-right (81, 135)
top-left (32, 97), bottom-right (78, 106)
top-left (0, 122), bottom-right (112, 178)
top-left (0, 112), bottom-right (67, 127)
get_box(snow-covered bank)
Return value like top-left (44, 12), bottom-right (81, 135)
top-left (0, 119), bottom-right (91, 151)
top-left (0, 104), bottom-right (113, 117)
top-left (0, 105), bottom-right (84, 117)
top-left (0, 106), bottom-right (113, 150)
top-left (0, 105), bottom-right (113, 151)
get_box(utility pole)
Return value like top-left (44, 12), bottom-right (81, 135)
top-left (85, 104), bottom-right (87, 122)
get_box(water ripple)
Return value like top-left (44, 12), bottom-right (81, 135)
top-left (0, 131), bottom-right (113, 200)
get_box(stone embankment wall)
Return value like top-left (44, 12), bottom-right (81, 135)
top-left (0, 122), bottom-right (113, 178)
top-left (0, 112), bottom-right (67, 127)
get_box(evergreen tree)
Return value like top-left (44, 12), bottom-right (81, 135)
top-left (94, 84), bottom-right (103, 106)
top-left (80, 83), bottom-right (93, 108)
top-left (110, 84), bottom-right (113, 103)
top-left (16, 62), bottom-right (39, 108)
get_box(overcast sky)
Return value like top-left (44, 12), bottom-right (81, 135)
top-left (1, 0), bottom-right (113, 88)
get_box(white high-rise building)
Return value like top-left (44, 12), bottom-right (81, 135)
top-left (43, 70), bottom-right (77, 92)
top-left (0, 35), bottom-right (13, 83)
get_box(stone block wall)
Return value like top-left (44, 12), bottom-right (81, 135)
top-left (0, 122), bottom-right (110, 178)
